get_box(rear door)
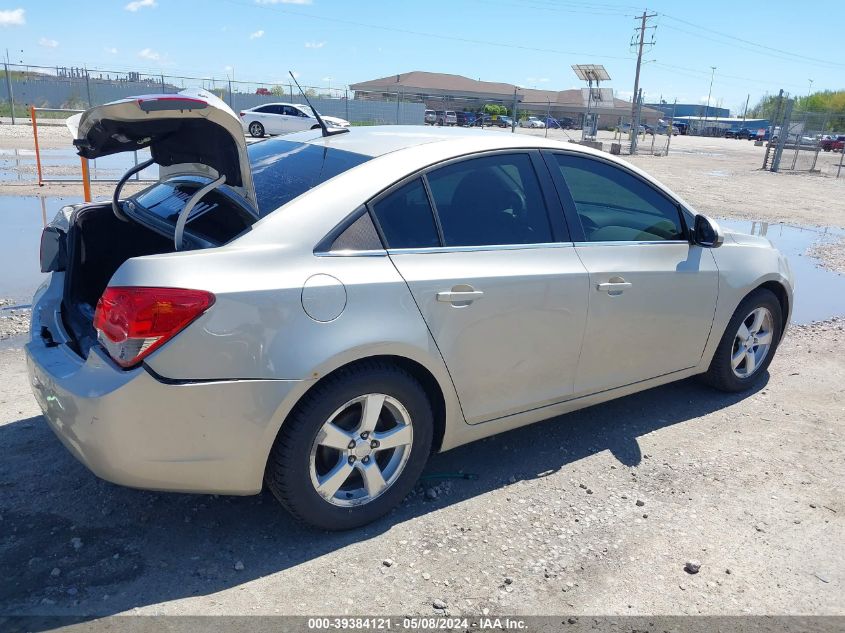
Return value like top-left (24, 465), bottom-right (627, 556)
top-left (256, 105), bottom-right (282, 134)
top-left (544, 151), bottom-right (718, 395)
top-left (370, 151), bottom-right (589, 424)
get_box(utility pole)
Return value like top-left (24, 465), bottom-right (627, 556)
top-left (703, 66), bottom-right (716, 134)
top-left (630, 10), bottom-right (657, 127)
top-left (4, 48), bottom-right (14, 125)
top-left (807, 79), bottom-right (813, 97)
top-left (742, 93), bottom-right (750, 122)
top-left (511, 86), bottom-right (518, 133)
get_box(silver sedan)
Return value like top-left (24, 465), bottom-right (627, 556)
top-left (28, 90), bottom-right (793, 529)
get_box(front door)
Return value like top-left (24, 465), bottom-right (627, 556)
top-left (369, 152), bottom-right (589, 424)
top-left (545, 151), bottom-right (719, 395)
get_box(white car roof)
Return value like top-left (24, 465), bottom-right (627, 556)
top-left (275, 125), bottom-right (576, 158)
top-left (250, 102), bottom-right (310, 109)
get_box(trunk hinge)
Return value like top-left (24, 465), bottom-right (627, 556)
top-left (174, 175), bottom-right (227, 251)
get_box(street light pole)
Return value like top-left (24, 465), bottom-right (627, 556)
top-left (703, 66), bottom-right (716, 135)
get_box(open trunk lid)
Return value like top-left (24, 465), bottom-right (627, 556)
top-left (67, 89), bottom-right (257, 213)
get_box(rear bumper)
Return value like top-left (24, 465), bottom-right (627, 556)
top-left (26, 318), bottom-right (301, 495)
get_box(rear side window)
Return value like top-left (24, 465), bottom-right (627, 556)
top-left (370, 178), bottom-right (440, 249)
top-left (426, 153), bottom-right (553, 247)
top-left (249, 139), bottom-right (371, 215)
top-left (553, 154), bottom-right (684, 242)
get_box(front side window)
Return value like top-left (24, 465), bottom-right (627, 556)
top-left (426, 153), bottom-right (553, 247)
top-left (553, 154), bottom-right (685, 242)
top-left (370, 178), bottom-right (440, 249)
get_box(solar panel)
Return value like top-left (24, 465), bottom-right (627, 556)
top-left (571, 64), bottom-right (611, 82)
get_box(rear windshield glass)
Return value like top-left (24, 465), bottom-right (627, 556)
top-left (249, 139), bottom-right (371, 215)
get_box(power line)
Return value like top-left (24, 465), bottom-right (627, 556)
top-left (661, 13), bottom-right (845, 69)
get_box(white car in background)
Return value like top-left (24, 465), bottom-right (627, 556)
top-left (240, 102), bottom-right (350, 137)
top-left (519, 116), bottom-right (546, 129)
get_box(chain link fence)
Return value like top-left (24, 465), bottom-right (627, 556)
top-left (763, 93), bottom-right (845, 177)
top-left (0, 63), bottom-right (425, 126)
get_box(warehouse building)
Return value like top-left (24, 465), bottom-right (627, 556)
top-left (645, 102), bottom-right (730, 119)
top-left (350, 71), bottom-right (663, 125)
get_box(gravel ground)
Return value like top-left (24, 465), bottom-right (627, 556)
top-left (808, 237), bottom-right (845, 274)
top-left (0, 320), bottom-right (842, 617)
top-left (0, 299), bottom-right (30, 341)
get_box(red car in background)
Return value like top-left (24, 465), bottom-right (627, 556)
top-left (820, 135), bottom-right (845, 152)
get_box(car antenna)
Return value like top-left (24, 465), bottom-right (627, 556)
top-left (288, 71), bottom-right (349, 137)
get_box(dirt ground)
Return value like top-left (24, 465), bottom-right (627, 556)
top-left (0, 122), bottom-right (843, 621)
top-left (1, 322), bottom-right (842, 618)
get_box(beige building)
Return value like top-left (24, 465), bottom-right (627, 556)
top-left (349, 71), bottom-right (662, 125)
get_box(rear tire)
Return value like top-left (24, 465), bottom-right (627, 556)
top-left (248, 122), bottom-right (265, 138)
top-left (701, 288), bottom-right (783, 393)
top-left (265, 361), bottom-right (433, 530)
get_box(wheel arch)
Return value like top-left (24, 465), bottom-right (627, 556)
top-left (754, 280), bottom-right (790, 334)
top-left (258, 353), bottom-right (451, 486)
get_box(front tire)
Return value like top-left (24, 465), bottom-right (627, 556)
top-left (248, 122), bottom-right (265, 138)
top-left (702, 288), bottom-right (782, 392)
top-left (265, 361), bottom-right (434, 530)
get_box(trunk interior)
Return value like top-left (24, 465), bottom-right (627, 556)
top-left (62, 204), bottom-right (177, 357)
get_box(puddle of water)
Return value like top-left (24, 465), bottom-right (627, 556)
top-left (0, 195), bottom-right (82, 302)
top-left (719, 220), bottom-right (845, 324)
top-left (0, 147), bottom-right (157, 181)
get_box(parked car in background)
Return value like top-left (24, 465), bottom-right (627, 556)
top-left (724, 129), bottom-right (737, 139)
top-left (519, 116), bottom-right (546, 129)
top-left (455, 111), bottom-right (477, 127)
top-left (820, 135), bottom-right (845, 151)
top-left (424, 109), bottom-right (437, 125)
top-left (436, 110), bottom-right (457, 126)
top-left (240, 103), bottom-right (350, 137)
top-left (735, 128), bottom-right (753, 140)
top-left (33, 89), bottom-right (794, 530)
top-left (499, 115), bottom-right (515, 128)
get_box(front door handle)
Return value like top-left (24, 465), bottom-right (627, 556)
top-left (437, 289), bottom-right (484, 303)
top-left (596, 277), bottom-right (632, 295)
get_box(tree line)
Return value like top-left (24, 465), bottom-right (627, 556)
top-left (749, 89), bottom-right (845, 131)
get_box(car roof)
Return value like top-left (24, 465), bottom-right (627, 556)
top-left (275, 124), bottom-right (606, 162)
top-left (250, 102), bottom-right (308, 109)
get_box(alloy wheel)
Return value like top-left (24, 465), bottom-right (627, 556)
top-left (308, 393), bottom-right (413, 507)
top-left (730, 307), bottom-right (774, 378)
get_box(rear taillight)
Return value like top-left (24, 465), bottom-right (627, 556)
top-left (239, 111), bottom-right (245, 117)
top-left (93, 287), bottom-right (215, 368)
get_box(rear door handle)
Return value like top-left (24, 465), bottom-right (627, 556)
top-left (596, 277), bottom-right (632, 295)
top-left (437, 290), bottom-right (484, 303)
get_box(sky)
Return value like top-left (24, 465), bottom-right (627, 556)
top-left (1, 0), bottom-right (843, 114)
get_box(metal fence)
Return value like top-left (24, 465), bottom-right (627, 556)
top-left (1, 63), bottom-right (425, 126)
top-left (762, 93), bottom-right (845, 177)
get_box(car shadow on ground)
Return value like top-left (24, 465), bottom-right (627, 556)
top-left (0, 373), bottom-right (766, 621)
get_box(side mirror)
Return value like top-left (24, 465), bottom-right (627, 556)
top-left (693, 215), bottom-right (724, 248)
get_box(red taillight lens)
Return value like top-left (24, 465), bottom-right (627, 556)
top-left (93, 287), bottom-right (215, 368)
top-left (239, 111), bottom-right (245, 117)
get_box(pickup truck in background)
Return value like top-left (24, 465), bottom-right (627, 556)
top-left (820, 135), bottom-right (845, 152)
